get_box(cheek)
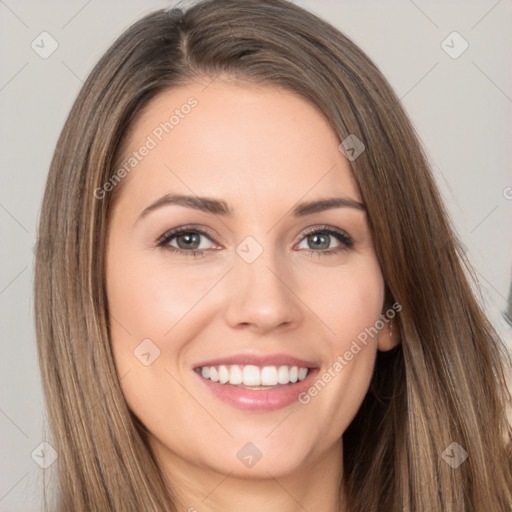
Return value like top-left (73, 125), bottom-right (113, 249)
top-left (105, 245), bottom-right (205, 435)
top-left (302, 253), bottom-right (385, 345)
top-left (105, 242), bottom-right (223, 406)
top-left (297, 254), bottom-right (384, 429)
top-left (106, 246), bottom-right (214, 342)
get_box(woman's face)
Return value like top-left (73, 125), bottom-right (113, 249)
top-left (106, 79), bottom-right (393, 481)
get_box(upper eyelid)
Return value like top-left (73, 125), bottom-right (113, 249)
top-left (300, 225), bottom-right (350, 238)
top-left (158, 225), bottom-right (217, 243)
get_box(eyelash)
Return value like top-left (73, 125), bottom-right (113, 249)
top-left (156, 224), bottom-right (354, 258)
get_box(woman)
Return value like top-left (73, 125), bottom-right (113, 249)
top-left (33, 0), bottom-right (512, 510)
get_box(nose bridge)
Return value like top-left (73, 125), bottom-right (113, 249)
top-left (223, 233), bottom-right (302, 332)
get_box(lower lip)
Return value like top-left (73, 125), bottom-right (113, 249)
top-left (195, 369), bottom-right (318, 411)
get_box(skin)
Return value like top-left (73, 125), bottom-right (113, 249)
top-left (106, 77), bottom-right (399, 512)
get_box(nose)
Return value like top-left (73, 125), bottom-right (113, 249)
top-left (223, 242), bottom-right (304, 334)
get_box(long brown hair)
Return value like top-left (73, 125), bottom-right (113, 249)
top-left (34, 1), bottom-right (512, 510)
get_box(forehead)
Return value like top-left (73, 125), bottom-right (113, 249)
top-left (114, 79), bottom-right (361, 214)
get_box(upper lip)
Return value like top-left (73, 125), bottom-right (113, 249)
top-left (193, 353), bottom-right (318, 370)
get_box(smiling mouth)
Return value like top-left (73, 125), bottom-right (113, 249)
top-left (195, 364), bottom-right (310, 388)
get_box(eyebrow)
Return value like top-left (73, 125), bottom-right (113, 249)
top-left (137, 194), bottom-right (365, 221)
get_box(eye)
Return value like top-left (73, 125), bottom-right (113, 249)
top-left (156, 224), bottom-right (354, 258)
top-left (295, 225), bottom-right (354, 256)
top-left (157, 225), bottom-right (218, 258)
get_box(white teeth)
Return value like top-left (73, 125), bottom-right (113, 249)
top-left (218, 365), bottom-right (230, 384)
top-left (260, 366), bottom-right (278, 386)
top-left (277, 365), bottom-right (289, 384)
top-left (198, 364), bottom-right (310, 386)
top-left (209, 366), bottom-right (219, 382)
top-left (229, 365), bottom-right (243, 385)
top-left (242, 365), bottom-right (261, 386)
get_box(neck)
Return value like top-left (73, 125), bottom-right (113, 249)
top-left (151, 436), bottom-right (347, 512)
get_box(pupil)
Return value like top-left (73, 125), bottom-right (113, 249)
top-left (178, 232), bottom-right (200, 250)
top-left (310, 233), bottom-right (329, 250)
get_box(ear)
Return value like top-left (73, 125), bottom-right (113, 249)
top-left (377, 318), bottom-right (400, 352)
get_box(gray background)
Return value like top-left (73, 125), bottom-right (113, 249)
top-left (1, 0), bottom-right (511, 510)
